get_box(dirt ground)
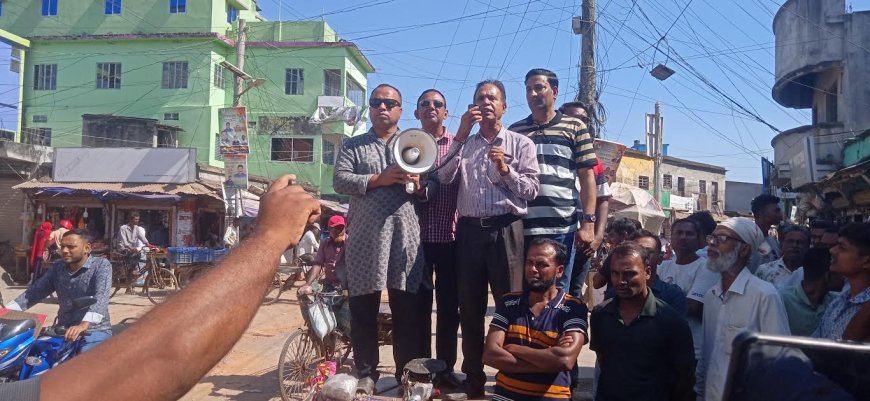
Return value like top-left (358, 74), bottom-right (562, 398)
top-left (1, 278), bottom-right (597, 401)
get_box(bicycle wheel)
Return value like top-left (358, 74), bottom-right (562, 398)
top-left (278, 328), bottom-right (322, 401)
top-left (262, 273), bottom-right (285, 305)
top-left (144, 268), bottom-right (179, 304)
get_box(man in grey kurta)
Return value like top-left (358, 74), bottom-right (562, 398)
top-left (333, 83), bottom-right (428, 393)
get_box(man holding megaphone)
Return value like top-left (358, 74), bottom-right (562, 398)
top-left (333, 84), bottom-right (429, 396)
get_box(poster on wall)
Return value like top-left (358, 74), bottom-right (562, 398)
top-left (176, 210), bottom-right (193, 246)
top-left (593, 138), bottom-right (628, 184)
top-left (219, 107), bottom-right (250, 155)
top-left (224, 154), bottom-right (249, 190)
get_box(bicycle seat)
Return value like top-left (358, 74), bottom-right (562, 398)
top-left (0, 318), bottom-right (36, 340)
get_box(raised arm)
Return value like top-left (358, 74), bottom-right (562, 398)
top-left (39, 175), bottom-right (321, 401)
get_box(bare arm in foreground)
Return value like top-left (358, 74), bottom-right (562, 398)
top-left (40, 175), bottom-right (320, 401)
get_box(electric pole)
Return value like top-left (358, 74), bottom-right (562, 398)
top-left (577, 0), bottom-right (597, 137)
top-left (232, 19), bottom-right (247, 107)
top-left (646, 102), bottom-right (664, 201)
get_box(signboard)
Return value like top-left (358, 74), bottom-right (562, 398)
top-left (788, 137), bottom-right (816, 189)
top-left (219, 107), bottom-right (250, 154)
top-left (53, 148), bottom-right (196, 183)
top-left (223, 154), bottom-right (248, 189)
top-left (593, 138), bottom-right (628, 184)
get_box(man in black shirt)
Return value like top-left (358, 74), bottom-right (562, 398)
top-left (590, 242), bottom-right (696, 401)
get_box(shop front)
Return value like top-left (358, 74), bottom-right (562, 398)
top-left (12, 181), bottom-right (225, 280)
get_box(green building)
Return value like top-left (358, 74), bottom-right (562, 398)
top-left (0, 0), bottom-right (374, 195)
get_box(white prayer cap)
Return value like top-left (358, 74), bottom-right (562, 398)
top-left (718, 217), bottom-right (764, 254)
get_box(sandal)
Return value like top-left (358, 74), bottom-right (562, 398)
top-left (355, 377), bottom-right (375, 398)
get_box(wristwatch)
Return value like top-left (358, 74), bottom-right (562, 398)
top-left (581, 213), bottom-right (597, 223)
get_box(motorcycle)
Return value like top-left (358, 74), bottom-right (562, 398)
top-left (0, 296), bottom-right (97, 382)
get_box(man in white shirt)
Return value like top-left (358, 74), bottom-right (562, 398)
top-left (223, 218), bottom-right (240, 248)
top-left (699, 217), bottom-right (790, 401)
top-left (755, 225), bottom-right (809, 289)
top-left (658, 218), bottom-right (719, 360)
top-left (295, 223), bottom-right (320, 264)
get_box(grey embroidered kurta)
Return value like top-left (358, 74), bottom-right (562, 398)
top-left (333, 129), bottom-right (425, 297)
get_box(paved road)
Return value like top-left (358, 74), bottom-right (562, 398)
top-left (1, 277), bottom-right (598, 400)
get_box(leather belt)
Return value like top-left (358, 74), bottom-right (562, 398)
top-left (458, 214), bottom-right (520, 229)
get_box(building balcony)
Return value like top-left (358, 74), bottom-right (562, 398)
top-left (771, 123), bottom-right (852, 189)
top-left (772, 0), bottom-right (848, 108)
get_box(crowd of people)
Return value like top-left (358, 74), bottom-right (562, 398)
top-left (327, 68), bottom-right (870, 401)
top-left (1, 68), bottom-right (867, 401)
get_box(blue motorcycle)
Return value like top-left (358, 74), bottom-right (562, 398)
top-left (0, 296), bottom-right (97, 382)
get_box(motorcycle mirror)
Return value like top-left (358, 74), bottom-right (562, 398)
top-left (71, 296), bottom-right (97, 310)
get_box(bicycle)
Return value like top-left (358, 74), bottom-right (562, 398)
top-left (278, 287), bottom-right (394, 401)
top-left (262, 261), bottom-right (308, 305)
top-left (110, 248), bottom-right (179, 304)
top-left (278, 290), bottom-right (352, 401)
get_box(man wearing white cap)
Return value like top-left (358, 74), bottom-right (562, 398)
top-left (697, 217), bottom-right (790, 401)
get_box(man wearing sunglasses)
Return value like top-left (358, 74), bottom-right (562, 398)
top-left (334, 84), bottom-right (428, 396)
top-left (413, 89), bottom-right (463, 388)
top-left (509, 69), bottom-right (598, 296)
top-left (697, 217), bottom-right (790, 401)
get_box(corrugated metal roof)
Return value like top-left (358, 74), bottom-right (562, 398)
top-left (13, 180), bottom-right (221, 199)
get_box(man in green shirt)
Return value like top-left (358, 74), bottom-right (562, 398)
top-left (778, 247), bottom-right (842, 336)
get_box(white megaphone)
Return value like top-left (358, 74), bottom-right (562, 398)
top-left (391, 128), bottom-right (439, 194)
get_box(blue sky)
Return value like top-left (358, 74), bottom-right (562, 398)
top-left (5, 0), bottom-right (863, 183)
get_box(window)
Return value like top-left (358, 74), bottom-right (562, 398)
top-left (677, 177), bottom-right (685, 196)
top-left (322, 140), bottom-right (336, 165)
top-left (663, 174), bottom-right (673, 189)
top-left (699, 180), bottom-right (707, 194)
top-left (638, 176), bottom-right (650, 190)
top-left (96, 63), bottom-right (122, 89)
top-left (711, 182), bottom-right (719, 202)
top-left (213, 64), bottom-right (227, 89)
top-left (323, 69), bottom-right (341, 96)
top-left (285, 68), bottom-right (303, 95)
top-left (42, 0), bottom-right (57, 16)
top-left (346, 77), bottom-right (364, 106)
top-left (23, 128), bottom-right (51, 146)
top-left (161, 62), bottom-right (188, 89)
top-left (271, 138), bottom-right (314, 162)
top-left (169, 0), bottom-right (185, 14)
top-left (105, 0), bottom-right (121, 14)
top-left (33, 64), bottom-right (57, 90)
top-left (226, 4), bottom-right (238, 23)
top-left (163, 113), bottom-right (179, 120)
top-left (32, 115), bottom-right (48, 123)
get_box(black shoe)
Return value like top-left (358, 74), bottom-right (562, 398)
top-left (462, 379), bottom-right (485, 399)
top-left (437, 372), bottom-right (463, 390)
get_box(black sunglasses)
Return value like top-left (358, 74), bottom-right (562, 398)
top-left (369, 98), bottom-right (401, 109)
top-left (419, 100), bottom-right (445, 109)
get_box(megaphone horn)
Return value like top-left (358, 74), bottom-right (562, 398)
top-left (391, 128), bottom-right (439, 194)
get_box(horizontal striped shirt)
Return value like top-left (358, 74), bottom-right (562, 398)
top-left (509, 112), bottom-right (598, 235)
top-left (490, 290), bottom-right (589, 401)
top-left (438, 126), bottom-right (539, 218)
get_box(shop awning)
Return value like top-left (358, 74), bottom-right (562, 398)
top-left (13, 180), bottom-right (221, 200)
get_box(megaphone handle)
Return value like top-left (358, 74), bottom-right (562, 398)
top-left (405, 181), bottom-right (416, 194)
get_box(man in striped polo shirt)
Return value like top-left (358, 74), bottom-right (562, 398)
top-left (483, 237), bottom-right (588, 401)
top-left (509, 69), bottom-right (599, 291)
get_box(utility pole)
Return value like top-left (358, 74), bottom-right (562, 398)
top-left (646, 102), bottom-right (664, 201)
top-left (577, 0), bottom-right (597, 137)
top-left (232, 19), bottom-right (247, 107)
